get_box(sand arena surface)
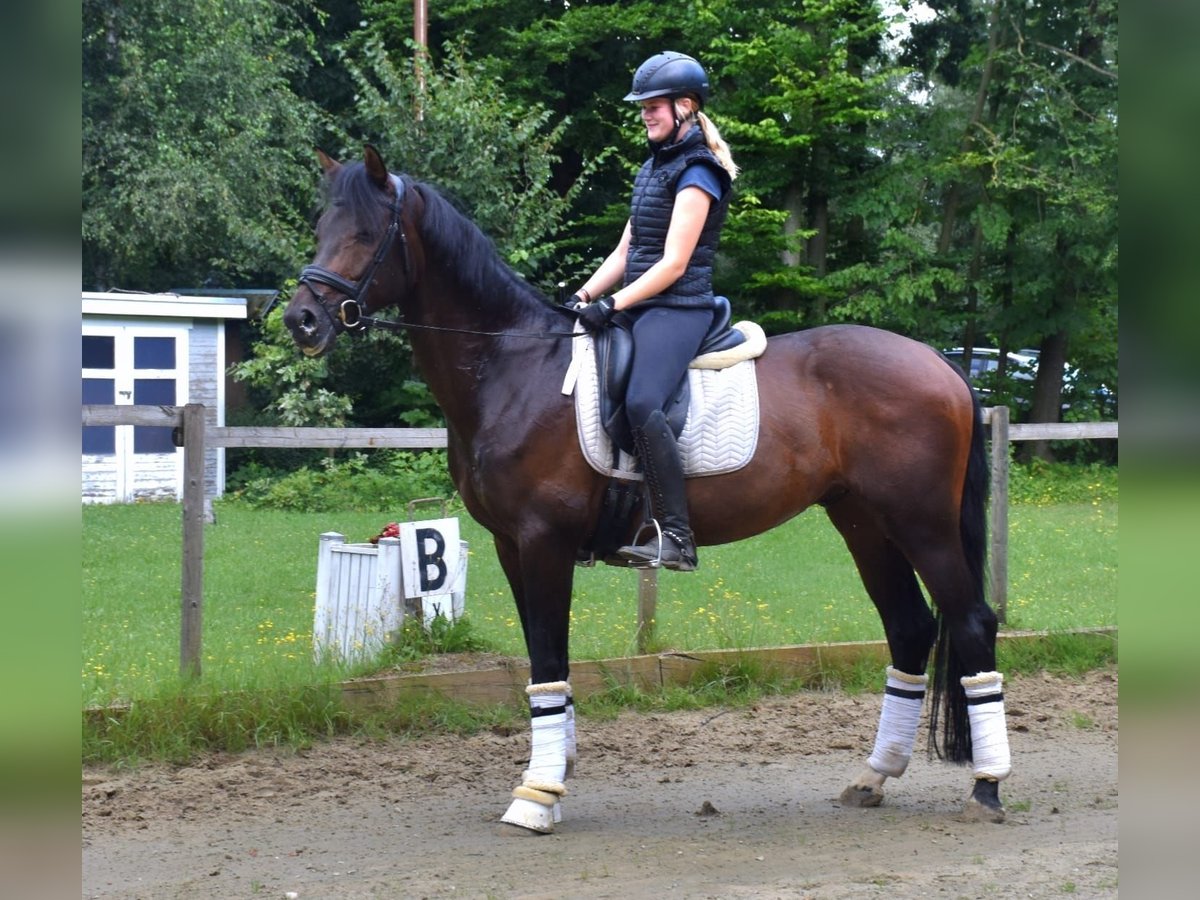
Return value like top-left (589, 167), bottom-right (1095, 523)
top-left (84, 667), bottom-right (1117, 899)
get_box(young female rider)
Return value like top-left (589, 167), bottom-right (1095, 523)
top-left (570, 50), bottom-right (739, 572)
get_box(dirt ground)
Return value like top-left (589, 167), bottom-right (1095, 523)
top-left (83, 667), bottom-right (1117, 899)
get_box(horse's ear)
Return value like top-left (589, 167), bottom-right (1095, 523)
top-left (316, 148), bottom-right (341, 176)
top-left (363, 144), bottom-right (390, 189)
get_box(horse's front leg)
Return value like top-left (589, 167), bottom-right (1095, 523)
top-left (493, 532), bottom-right (577, 834)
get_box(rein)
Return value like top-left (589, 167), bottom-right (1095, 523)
top-left (337, 306), bottom-right (587, 341)
top-left (298, 173), bottom-right (584, 341)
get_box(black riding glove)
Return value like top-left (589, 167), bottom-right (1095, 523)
top-left (576, 297), bottom-right (615, 332)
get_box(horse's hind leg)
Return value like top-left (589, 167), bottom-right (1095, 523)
top-left (825, 501), bottom-right (937, 809)
top-left (913, 552), bottom-right (1009, 822)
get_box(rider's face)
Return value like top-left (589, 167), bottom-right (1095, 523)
top-left (639, 98), bottom-right (681, 143)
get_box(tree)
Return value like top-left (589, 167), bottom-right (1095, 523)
top-left (82, 0), bottom-right (323, 290)
top-left (86, 0), bottom-right (1117, 439)
top-left (338, 37), bottom-right (610, 281)
top-left (827, 0), bottom-right (1117, 433)
top-left (985, 0), bottom-right (1118, 441)
top-left (705, 0), bottom-right (896, 323)
top-left (234, 38), bottom-right (609, 427)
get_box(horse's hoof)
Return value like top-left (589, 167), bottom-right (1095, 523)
top-left (495, 821), bottom-right (551, 837)
top-left (500, 797), bottom-right (558, 834)
top-left (839, 783), bottom-right (884, 808)
top-left (960, 779), bottom-right (1006, 823)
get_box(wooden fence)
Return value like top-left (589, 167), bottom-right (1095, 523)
top-left (82, 404), bottom-right (1117, 676)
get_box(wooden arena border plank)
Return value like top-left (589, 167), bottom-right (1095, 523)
top-left (83, 629), bottom-right (1115, 724)
top-left (335, 627), bottom-right (1117, 712)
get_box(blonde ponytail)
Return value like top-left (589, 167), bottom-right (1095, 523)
top-left (672, 97), bottom-right (740, 181)
top-left (697, 111), bottom-right (740, 181)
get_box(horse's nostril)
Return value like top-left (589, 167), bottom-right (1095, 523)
top-left (284, 302), bottom-right (322, 341)
top-left (286, 306), bottom-right (314, 333)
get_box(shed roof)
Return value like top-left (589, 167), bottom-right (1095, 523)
top-left (82, 292), bottom-right (248, 320)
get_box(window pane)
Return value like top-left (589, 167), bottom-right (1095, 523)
top-left (134, 378), bottom-right (175, 405)
top-left (134, 336), bottom-right (176, 369)
top-left (82, 378), bottom-right (114, 405)
top-left (133, 378), bottom-right (176, 453)
top-left (82, 378), bottom-right (114, 454)
top-left (82, 335), bottom-right (115, 370)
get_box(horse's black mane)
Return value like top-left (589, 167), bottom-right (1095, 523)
top-left (324, 162), bottom-right (548, 309)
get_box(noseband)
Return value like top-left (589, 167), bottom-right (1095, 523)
top-left (298, 174), bottom-right (411, 332)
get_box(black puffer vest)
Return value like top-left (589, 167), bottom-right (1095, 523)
top-left (624, 126), bottom-right (732, 309)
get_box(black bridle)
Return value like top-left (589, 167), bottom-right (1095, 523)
top-left (297, 174), bottom-right (412, 334)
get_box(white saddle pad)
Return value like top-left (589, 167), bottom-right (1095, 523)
top-left (561, 325), bottom-right (761, 480)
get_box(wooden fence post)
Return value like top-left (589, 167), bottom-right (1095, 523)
top-left (988, 406), bottom-right (1010, 624)
top-left (637, 568), bottom-right (657, 654)
top-left (180, 403), bottom-right (207, 678)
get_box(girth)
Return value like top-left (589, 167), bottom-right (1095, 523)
top-left (593, 297), bottom-right (746, 455)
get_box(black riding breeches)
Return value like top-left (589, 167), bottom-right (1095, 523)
top-left (623, 306), bottom-right (714, 432)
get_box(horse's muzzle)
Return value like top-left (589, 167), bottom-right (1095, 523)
top-left (283, 297), bottom-right (336, 357)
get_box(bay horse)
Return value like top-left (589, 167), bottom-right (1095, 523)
top-left (283, 146), bottom-right (1012, 833)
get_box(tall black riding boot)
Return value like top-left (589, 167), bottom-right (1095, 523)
top-left (617, 410), bottom-right (698, 571)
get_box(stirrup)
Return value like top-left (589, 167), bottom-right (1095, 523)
top-left (618, 520), bottom-right (666, 568)
top-left (618, 521), bottom-right (697, 572)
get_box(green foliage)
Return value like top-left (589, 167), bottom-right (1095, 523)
top-left (230, 36), bottom-right (614, 432)
top-left (82, 0), bottom-right (322, 290)
top-left (229, 451), bottom-right (455, 512)
top-left (230, 301), bottom-right (444, 432)
top-left (229, 299), bottom-right (354, 427)
top-left (338, 36), bottom-right (612, 282)
top-left (86, 0), bottom-right (1118, 448)
top-left (358, 616), bottom-right (492, 672)
top-left (904, 0), bottom-right (1117, 419)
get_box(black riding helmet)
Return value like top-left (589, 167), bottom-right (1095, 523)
top-left (623, 51), bottom-right (710, 108)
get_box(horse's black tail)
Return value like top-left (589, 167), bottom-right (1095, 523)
top-left (928, 367), bottom-right (990, 763)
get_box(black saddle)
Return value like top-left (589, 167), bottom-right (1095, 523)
top-left (593, 297), bottom-right (746, 456)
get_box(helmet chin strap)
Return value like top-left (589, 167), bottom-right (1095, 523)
top-left (649, 103), bottom-right (697, 153)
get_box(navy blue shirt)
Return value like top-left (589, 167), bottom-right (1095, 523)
top-left (677, 161), bottom-right (726, 202)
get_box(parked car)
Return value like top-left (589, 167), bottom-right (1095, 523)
top-left (942, 347), bottom-right (1038, 386)
top-left (940, 347), bottom-right (1114, 418)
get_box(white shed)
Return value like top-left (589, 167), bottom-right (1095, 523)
top-left (82, 292), bottom-right (248, 503)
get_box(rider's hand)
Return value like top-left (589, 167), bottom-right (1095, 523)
top-left (576, 297), bottom-right (616, 332)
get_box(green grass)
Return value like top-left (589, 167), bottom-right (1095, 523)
top-left (83, 488), bottom-right (1116, 707)
top-left (449, 499), bottom-right (1117, 663)
top-left (82, 464), bottom-right (1116, 764)
top-left (83, 677), bottom-right (524, 765)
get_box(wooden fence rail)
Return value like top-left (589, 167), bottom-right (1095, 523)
top-left (82, 404), bottom-right (1117, 675)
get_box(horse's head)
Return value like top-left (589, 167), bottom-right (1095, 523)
top-left (283, 145), bottom-right (412, 357)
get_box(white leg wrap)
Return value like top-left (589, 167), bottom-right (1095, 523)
top-left (501, 681), bottom-right (571, 832)
top-left (961, 671), bottom-right (1011, 781)
top-left (867, 666), bottom-right (928, 778)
